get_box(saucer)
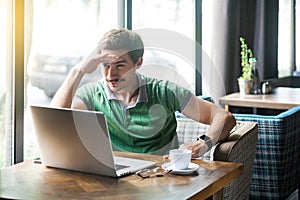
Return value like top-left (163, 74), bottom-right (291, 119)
top-left (161, 162), bottom-right (199, 175)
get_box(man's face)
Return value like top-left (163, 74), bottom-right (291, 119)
top-left (101, 49), bottom-right (142, 92)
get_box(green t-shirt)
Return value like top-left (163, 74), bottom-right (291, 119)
top-left (75, 74), bottom-right (193, 155)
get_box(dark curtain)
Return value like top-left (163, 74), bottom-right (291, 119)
top-left (254, 0), bottom-right (279, 80)
top-left (209, 0), bottom-right (279, 98)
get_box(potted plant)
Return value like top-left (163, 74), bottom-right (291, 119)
top-left (238, 37), bottom-right (253, 95)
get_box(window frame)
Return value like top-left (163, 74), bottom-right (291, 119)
top-left (292, 0), bottom-right (296, 73)
top-left (14, 0), bottom-right (25, 164)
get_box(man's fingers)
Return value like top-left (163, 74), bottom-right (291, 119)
top-left (163, 155), bottom-right (170, 162)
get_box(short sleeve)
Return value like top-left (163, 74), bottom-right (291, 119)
top-left (75, 82), bottom-right (102, 111)
top-left (163, 81), bottom-right (194, 112)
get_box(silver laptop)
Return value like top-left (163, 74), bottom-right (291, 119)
top-left (30, 105), bottom-right (156, 177)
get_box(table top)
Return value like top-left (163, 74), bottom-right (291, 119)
top-left (0, 152), bottom-right (243, 200)
top-left (219, 87), bottom-right (300, 110)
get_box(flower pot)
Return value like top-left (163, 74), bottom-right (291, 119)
top-left (238, 79), bottom-right (252, 95)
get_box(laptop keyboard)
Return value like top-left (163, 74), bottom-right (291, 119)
top-left (115, 164), bottom-right (130, 171)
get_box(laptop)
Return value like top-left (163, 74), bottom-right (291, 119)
top-left (30, 105), bottom-right (156, 177)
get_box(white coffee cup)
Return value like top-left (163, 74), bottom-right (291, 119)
top-left (169, 149), bottom-right (192, 170)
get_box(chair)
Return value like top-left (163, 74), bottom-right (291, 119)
top-left (234, 105), bottom-right (300, 199)
top-left (176, 118), bottom-right (258, 200)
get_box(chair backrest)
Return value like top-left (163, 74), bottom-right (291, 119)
top-left (176, 118), bottom-right (258, 200)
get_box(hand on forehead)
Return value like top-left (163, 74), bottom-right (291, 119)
top-left (100, 53), bottom-right (120, 64)
top-left (100, 49), bottom-right (132, 65)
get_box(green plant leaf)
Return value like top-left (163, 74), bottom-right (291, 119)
top-left (239, 36), bottom-right (254, 80)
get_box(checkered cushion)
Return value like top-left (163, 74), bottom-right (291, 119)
top-left (176, 117), bottom-right (212, 160)
top-left (176, 117), bottom-right (210, 145)
top-left (234, 105), bottom-right (300, 200)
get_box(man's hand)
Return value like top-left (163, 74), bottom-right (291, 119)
top-left (179, 140), bottom-right (209, 158)
top-left (77, 53), bottom-right (119, 74)
top-left (163, 140), bottom-right (208, 161)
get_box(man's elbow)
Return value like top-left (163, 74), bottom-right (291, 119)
top-left (226, 111), bottom-right (236, 129)
top-left (219, 111), bottom-right (236, 141)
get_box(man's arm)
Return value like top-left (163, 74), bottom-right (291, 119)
top-left (181, 95), bottom-right (236, 157)
top-left (50, 52), bottom-right (117, 108)
top-left (50, 65), bottom-right (84, 108)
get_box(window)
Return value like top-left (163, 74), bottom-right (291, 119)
top-left (24, 0), bottom-right (119, 161)
top-left (132, 0), bottom-right (196, 93)
top-left (0, 0), bottom-right (7, 168)
top-left (278, 0), bottom-right (300, 77)
top-left (5, 0), bottom-right (208, 164)
top-left (0, 0), bottom-right (13, 168)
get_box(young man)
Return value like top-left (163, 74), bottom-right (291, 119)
top-left (51, 28), bottom-right (236, 157)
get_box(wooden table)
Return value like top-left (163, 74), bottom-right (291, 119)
top-left (219, 87), bottom-right (300, 111)
top-left (0, 152), bottom-right (243, 200)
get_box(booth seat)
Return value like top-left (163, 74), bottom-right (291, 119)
top-left (176, 116), bottom-right (258, 200)
top-left (234, 106), bottom-right (300, 199)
